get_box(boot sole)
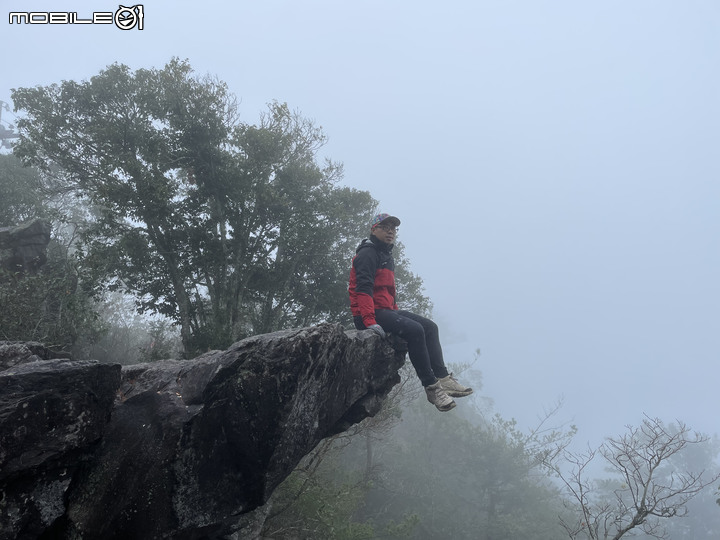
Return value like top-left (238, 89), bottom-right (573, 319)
top-left (436, 400), bottom-right (456, 412)
top-left (445, 389), bottom-right (473, 398)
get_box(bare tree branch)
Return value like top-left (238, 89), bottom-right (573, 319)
top-left (543, 415), bottom-right (720, 540)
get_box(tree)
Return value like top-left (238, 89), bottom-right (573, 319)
top-left (543, 416), bottom-right (720, 540)
top-left (13, 59), bottom-right (234, 354)
top-left (269, 372), bottom-right (569, 540)
top-left (77, 292), bottom-right (181, 364)
top-left (0, 237), bottom-right (104, 351)
top-left (12, 60), bottom-right (425, 356)
top-left (0, 155), bottom-right (104, 352)
top-left (224, 104), bottom-right (376, 336)
top-left (655, 433), bottom-right (720, 539)
top-left (0, 154), bottom-right (46, 225)
top-left (357, 403), bottom-right (568, 540)
top-left (392, 242), bottom-right (432, 317)
top-left (260, 359), bottom-right (422, 538)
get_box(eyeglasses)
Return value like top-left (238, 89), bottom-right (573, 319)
top-left (377, 225), bottom-right (398, 233)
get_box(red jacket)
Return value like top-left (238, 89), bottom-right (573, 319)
top-left (348, 236), bottom-right (397, 327)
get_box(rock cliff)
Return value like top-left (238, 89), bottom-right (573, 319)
top-left (0, 324), bottom-right (407, 539)
top-left (0, 219), bottom-right (52, 275)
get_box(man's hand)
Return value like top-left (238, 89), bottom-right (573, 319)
top-left (367, 324), bottom-right (386, 338)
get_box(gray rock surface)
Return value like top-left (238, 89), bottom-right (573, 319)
top-left (0, 354), bottom-right (121, 539)
top-left (0, 219), bottom-right (51, 275)
top-left (0, 323), bottom-right (406, 539)
top-left (0, 341), bottom-right (71, 371)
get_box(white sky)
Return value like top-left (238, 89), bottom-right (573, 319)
top-left (4, 1), bottom-right (719, 448)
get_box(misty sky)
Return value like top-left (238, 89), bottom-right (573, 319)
top-left (4, 1), bottom-right (719, 449)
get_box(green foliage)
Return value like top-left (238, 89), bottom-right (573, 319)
top-left (0, 241), bottom-right (103, 352)
top-left (263, 365), bottom-right (568, 540)
top-left (12, 59), bottom-right (428, 357)
top-left (137, 319), bottom-right (181, 362)
top-left (263, 438), bottom-right (418, 539)
top-left (262, 368), bottom-right (422, 539)
top-left (0, 156), bottom-right (124, 355)
top-left (0, 154), bottom-right (47, 225)
top-left (266, 471), bottom-right (373, 539)
top-left (78, 292), bottom-right (181, 364)
top-left (359, 401), bottom-right (566, 540)
top-left (13, 59), bottom-right (239, 355)
top-left (393, 242), bottom-right (432, 317)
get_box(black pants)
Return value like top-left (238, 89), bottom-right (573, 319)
top-left (354, 310), bottom-right (449, 387)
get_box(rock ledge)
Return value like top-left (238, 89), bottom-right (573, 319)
top-left (0, 323), bottom-right (406, 539)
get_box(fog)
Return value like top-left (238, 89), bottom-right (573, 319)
top-left (5, 0), bottom-right (719, 451)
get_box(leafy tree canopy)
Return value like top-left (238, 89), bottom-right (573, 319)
top-left (11, 59), bottom-right (429, 356)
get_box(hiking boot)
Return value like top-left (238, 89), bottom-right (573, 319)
top-left (439, 373), bottom-right (473, 398)
top-left (425, 382), bottom-right (456, 412)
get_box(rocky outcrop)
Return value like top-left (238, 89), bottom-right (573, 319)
top-left (0, 219), bottom-right (52, 275)
top-left (0, 341), bottom-right (70, 371)
top-left (0, 324), bottom-right (407, 539)
top-left (0, 356), bottom-right (121, 539)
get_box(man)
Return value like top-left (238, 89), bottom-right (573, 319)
top-left (348, 213), bottom-right (472, 412)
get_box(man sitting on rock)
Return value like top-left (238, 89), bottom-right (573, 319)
top-left (348, 213), bottom-right (473, 412)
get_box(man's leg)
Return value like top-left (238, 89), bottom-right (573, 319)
top-left (357, 311), bottom-right (461, 410)
top-left (395, 311), bottom-right (473, 398)
top-left (372, 310), bottom-right (437, 387)
top-left (394, 311), bottom-right (449, 380)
